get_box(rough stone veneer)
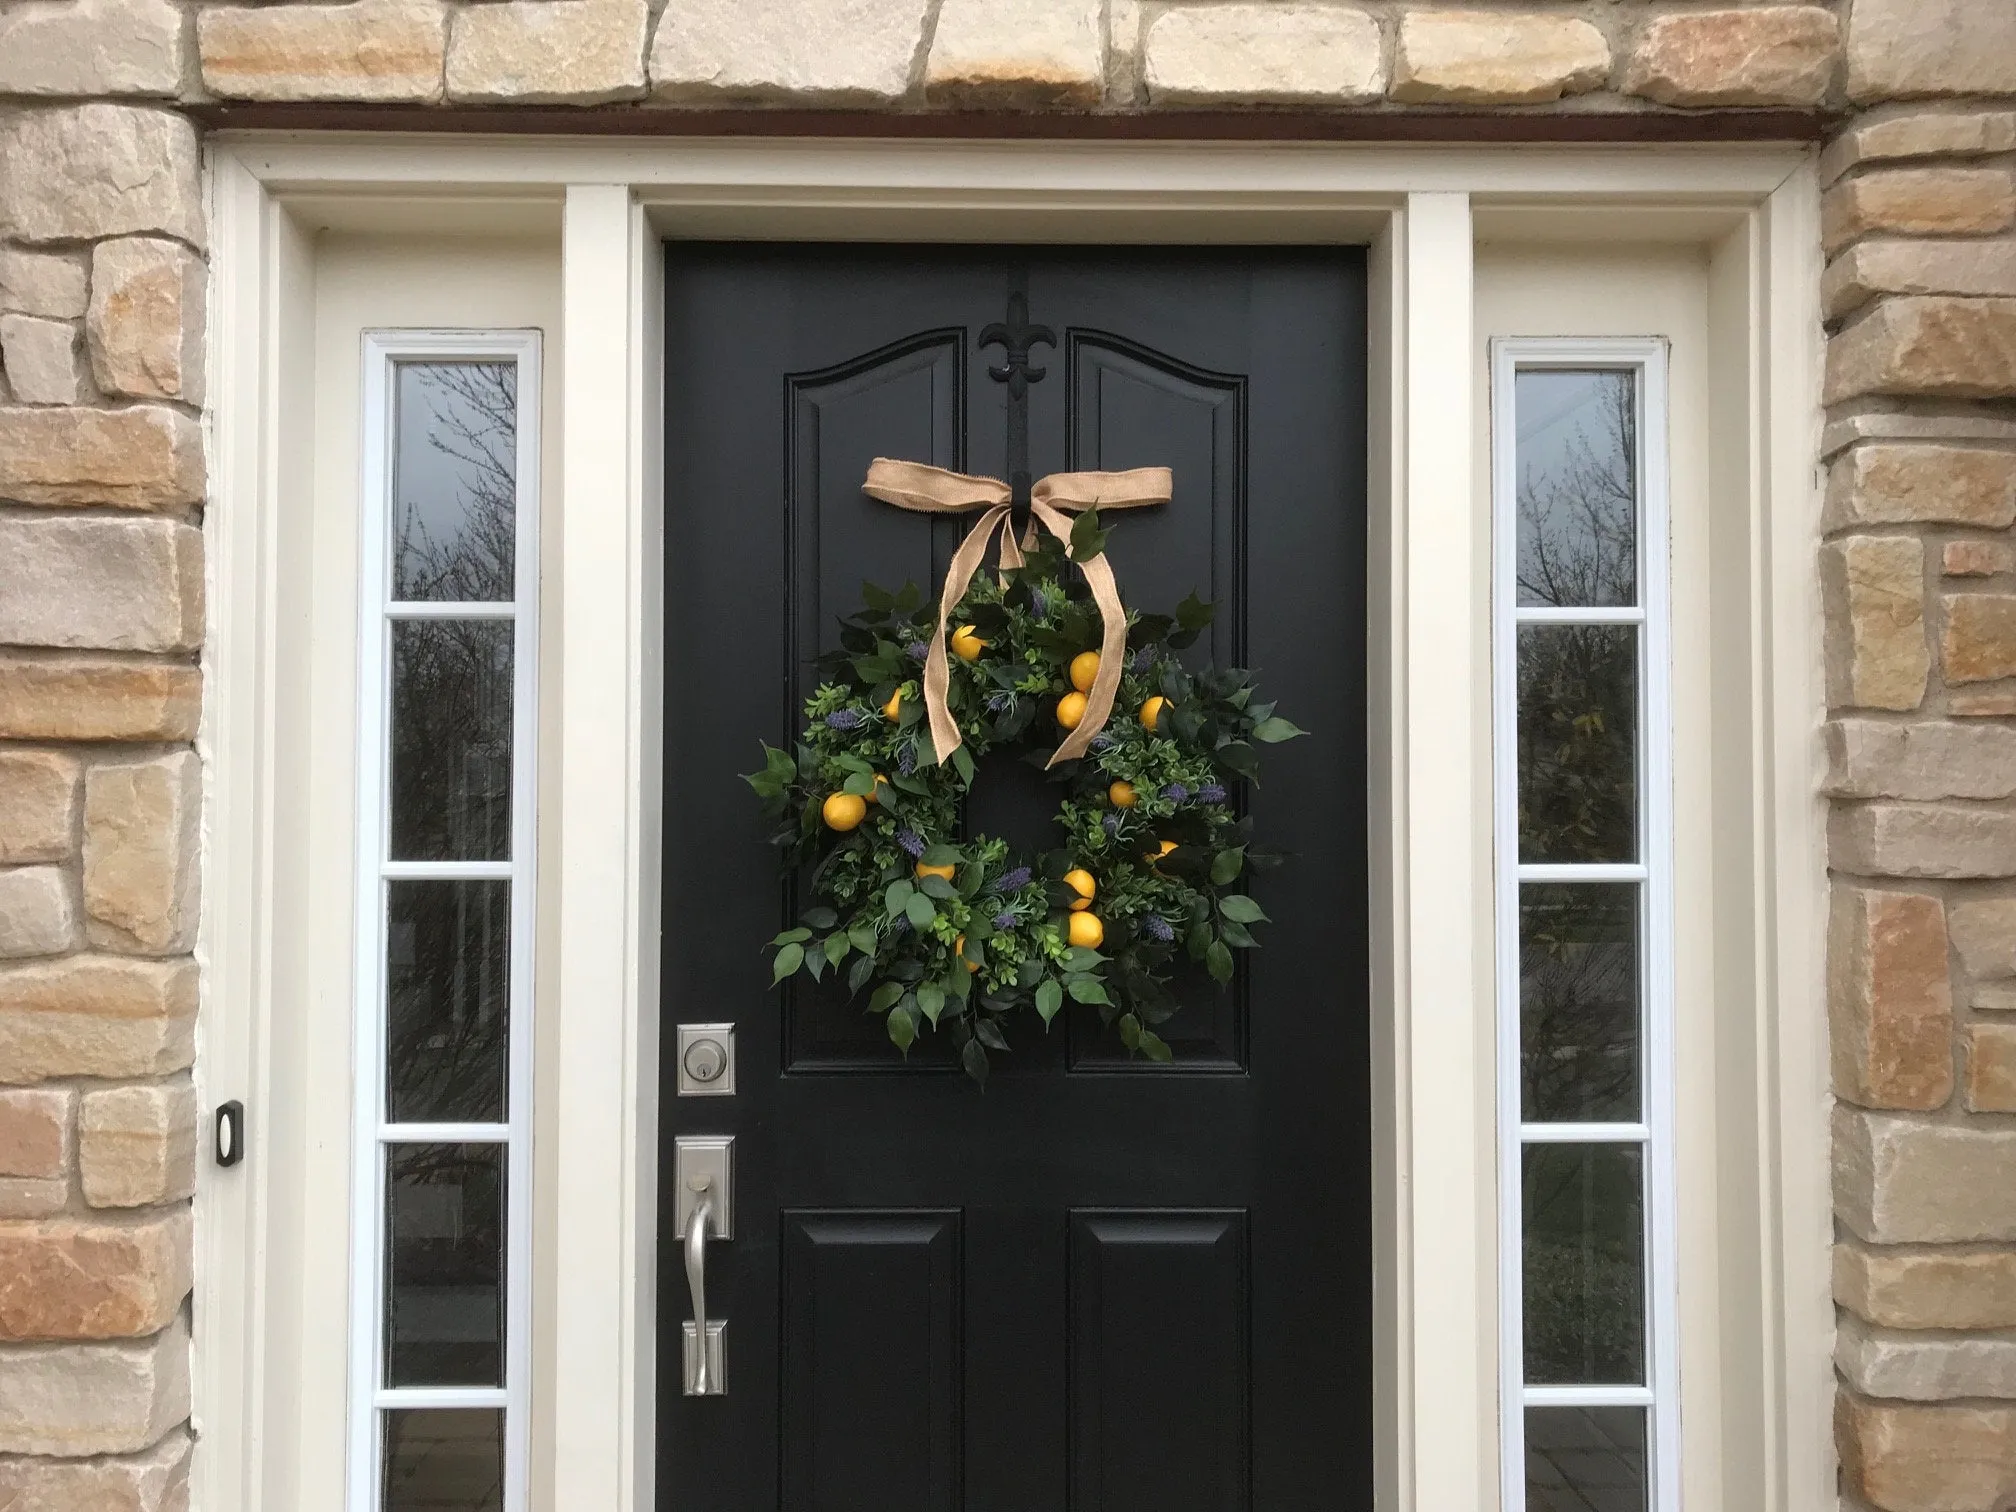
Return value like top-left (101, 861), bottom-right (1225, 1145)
top-left (0, 0), bottom-right (2011, 1505)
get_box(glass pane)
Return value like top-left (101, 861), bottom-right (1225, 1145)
top-left (1521, 884), bottom-right (1639, 1123)
top-left (386, 1144), bottom-right (504, 1387)
top-left (1526, 1405), bottom-right (1647, 1512)
top-left (387, 881), bottom-right (510, 1124)
top-left (390, 619), bottom-right (512, 862)
top-left (382, 1408), bottom-right (504, 1512)
top-left (1523, 1142), bottom-right (1645, 1384)
top-left (1517, 625), bottom-right (1636, 864)
top-left (393, 361), bottom-right (517, 602)
top-left (1514, 369), bottom-right (1637, 609)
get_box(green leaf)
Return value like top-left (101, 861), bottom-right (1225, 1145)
top-left (771, 942), bottom-right (804, 984)
top-left (917, 982), bottom-right (946, 1026)
top-left (975, 1018), bottom-right (1010, 1052)
top-left (1219, 918), bottom-right (1257, 950)
top-left (961, 1038), bottom-right (990, 1085)
top-left (1062, 946), bottom-right (1105, 972)
top-left (951, 745), bottom-right (977, 785)
top-left (920, 843), bottom-right (962, 868)
top-left (861, 580), bottom-right (894, 612)
top-left (804, 947), bottom-right (826, 982)
top-left (884, 879), bottom-right (915, 918)
top-left (1066, 977), bottom-right (1110, 1006)
top-left (1218, 894), bottom-right (1269, 924)
top-left (848, 921), bottom-right (880, 955)
top-left (1210, 847), bottom-right (1245, 886)
top-left (770, 926), bottom-right (812, 947)
top-left (847, 954), bottom-right (875, 995)
top-left (918, 874), bottom-right (957, 900)
top-left (887, 1002), bottom-right (918, 1053)
top-left (1118, 1012), bottom-right (1142, 1050)
top-left (802, 906), bottom-right (839, 929)
top-left (1175, 591), bottom-right (1214, 632)
top-left (842, 770), bottom-right (876, 797)
top-left (823, 933), bottom-right (851, 966)
top-left (1137, 1029), bottom-right (1173, 1063)
top-left (905, 893), bottom-right (936, 931)
top-left (1068, 507), bottom-right (1108, 562)
top-left (1035, 979), bottom-right (1064, 1024)
top-left (1251, 716), bottom-right (1307, 743)
top-left (1206, 940), bottom-right (1235, 984)
top-left (867, 980), bottom-right (904, 1015)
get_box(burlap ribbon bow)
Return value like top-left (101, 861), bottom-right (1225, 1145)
top-left (862, 457), bottom-right (1172, 768)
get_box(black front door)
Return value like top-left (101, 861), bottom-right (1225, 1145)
top-left (661, 245), bottom-right (1369, 1511)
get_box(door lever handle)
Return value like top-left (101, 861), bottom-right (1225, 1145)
top-left (676, 1135), bottom-right (731, 1396)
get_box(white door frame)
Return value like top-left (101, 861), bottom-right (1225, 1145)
top-left (199, 136), bottom-right (1827, 1512)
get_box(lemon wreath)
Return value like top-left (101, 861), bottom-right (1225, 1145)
top-left (745, 526), bottom-right (1302, 1083)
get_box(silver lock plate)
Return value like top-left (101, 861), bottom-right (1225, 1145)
top-left (674, 1134), bottom-right (734, 1238)
top-left (676, 1022), bottom-right (736, 1097)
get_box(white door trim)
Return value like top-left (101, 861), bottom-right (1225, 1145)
top-left (199, 137), bottom-right (1825, 1512)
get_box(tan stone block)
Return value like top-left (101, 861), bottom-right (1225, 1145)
top-left (1848, 0), bottom-right (2016, 104)
top-left (1823, 536), bottom-right (1927, 710)
top-left (0, 407), bottom-right (202, 512)
top-left (1967, 1023), bottom-right (2016, 1113)
top-left (1839, 1312), bottom-right (2016, 1401)
top-left (80, 1082), bottom-right (195, 1209)
top-left (0, 0), bottom-right (183, 97)
top-left (0, 107), bottom-right (201, 249)
top-left (1825, 720), bottom-right (2016, 801)
top-left (1976, 984), bottom-right (2016, 1013)
top-left (0, 315), bottom-right (81, 406)
top-left (1831, 886), bottom-right (1953, 1109)
top-left (0, 1089), bottom-right (70, 1182)
top-left (1836, 1106), bottom-right (2016, 1243)
top-left (87, 239), bottom-right (203, 406)
top-left (1392, 11), bottom-right (1606, 105)
top-left (83, 754), bottom-right (200, 956)
top-left (0, 251), bottom-right (86, 321)
top-left (0, 1317), bottom-right (188, 1456)
top-left (0, 1430), bottom-right (191, 1512)
top-left (0, 1179), bottom-right (67, 1220)
top-left (1143, 3), bottom-right (1383, 106)
top-left (0, 869), bottom-right (78, 961)
top-left (0, 956), bottom-right (196, 1084)
top-left (1945, 540), bottom-right (2015, 578)
top-left (1951, 897), bottom-right (2016, 979)
top-left (0, 1212), bottom-right (189, 1341)
top-left (1826, 241), bottom-right (2016, 322)
top-left (1839, 1393), bottom-right (2016, 1512)
top-left (1828, 298), bottom-right (2016, 405)
top-left (1827, 445), bottom-right (2016, 530)
top-left (0, 751), bottom-right (78, 865)
top-left (1623, 6), bottom-right (1837, 108)
top-left (1831, 803), bottom-right (2016, 880)
top-left (1951, 686), bottom-right (2016, 718)
top-left (0, 517), bottom-right (203, 654)
top-left (926, 0), bottom-right (1104, 107)
top-left (199, 0), bottom-right (447, 102)
top-left (1837, 1242), bottom-right (2016, 1330)
top-left (1824, 169), bottom-right (2016, 256)
top-left (1945, 594), bottom-right (2016, 684)
top-left (649, 0), bottom-right (931, 104)
top-left (0, 656), bottom-right (199, 743)
top-left (447, 0), bottom-right (646, 104)
top-left (1822, 110), bottom-right (2016, 185)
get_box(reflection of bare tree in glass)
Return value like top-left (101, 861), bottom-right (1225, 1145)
top-left (386, 1146), bottom-right (505, 1389)
top-left (1516, 372), bottom-right (1636, 609)
top-left (1521, 886), bottom-right (1636, 1124)
top-left (1522, 1146), bottom-right (1644, 1385)
top-left (1518, 626), bottom-right (1635, 864)
top-left (387, 882), bottom-right (509, 1125)
top-left (396, 362), bottom-right (517, 603)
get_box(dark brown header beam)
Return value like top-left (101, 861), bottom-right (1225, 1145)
top-left (195, 101), bottom-right (1831, 144)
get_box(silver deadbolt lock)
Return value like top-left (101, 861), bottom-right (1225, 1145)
top-left (677, 1023), bottom-right (736, 1097)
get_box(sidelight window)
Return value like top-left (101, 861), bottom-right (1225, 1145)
top-left (350, 334), bottom-right (540, 1512)
top-left (1491, 340), bottom-right (1678, 1512)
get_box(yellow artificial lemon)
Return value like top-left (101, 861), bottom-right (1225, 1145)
top-left (882, 688), bottom-right (904, 721)
top-left (1139, 695), bottom-right (1167, 733)
top-left (1056, 691), bottom-right (1089, 730)
top-left (1067, 911), bottom-right (1105, 950)
top-left (951, 625), bottom-right (988, 662)
top-left (822, 792), bottom-right (867, 831)
top-left (870, 774), bottom-right (892, 806)
top-left (1147, 838), bottom-right (1178, 865)
top-left (1069, 650), bottom-right (1101, 693)
top-left (954, 933), bottom-right (980, 974)
top-left (1108, 781), bottom-right (1137, 809)
top-left (1062, 868), bottom-right (1097, 911)
top-left (915, 859), bottom-right (957, 883)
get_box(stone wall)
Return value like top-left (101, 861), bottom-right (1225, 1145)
top-left (0, 0), bottom-right (2011, 1507)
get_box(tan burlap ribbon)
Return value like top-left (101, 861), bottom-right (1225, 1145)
top-left (862, 457), bottom-right (1172, 768)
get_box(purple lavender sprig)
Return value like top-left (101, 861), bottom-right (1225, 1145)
top-left (896, 827), bottom-right (925, 859)
top-left (1161, 782), bottom-right (1190, 803)
top-left (991, 910), bottom-right (1018, 930)
top-left (824, 708), bottom-right (867, 731)
top-left (988, 866), bottom-right (1032, 894)
top-left (1142, 914), bottom-right (1175, 943)
top-left (906, 640), bottom-right (929, 663)
top-left (1196, 783), bottom-right (1227, 804)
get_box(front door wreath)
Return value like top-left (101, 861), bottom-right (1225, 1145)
top-left (745, 460), bottom-right (1303, 1083)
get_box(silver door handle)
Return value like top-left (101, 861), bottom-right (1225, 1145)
top-left (684, 1175), bottom-right (719, 1395)
top-left (676, 1135), bottom-right (730, 1396)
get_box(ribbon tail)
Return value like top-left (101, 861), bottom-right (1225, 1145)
top-left (1025, 500), bottom-right (1132, 768)
top-left (923, 503), bottom-right (1012, 765)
